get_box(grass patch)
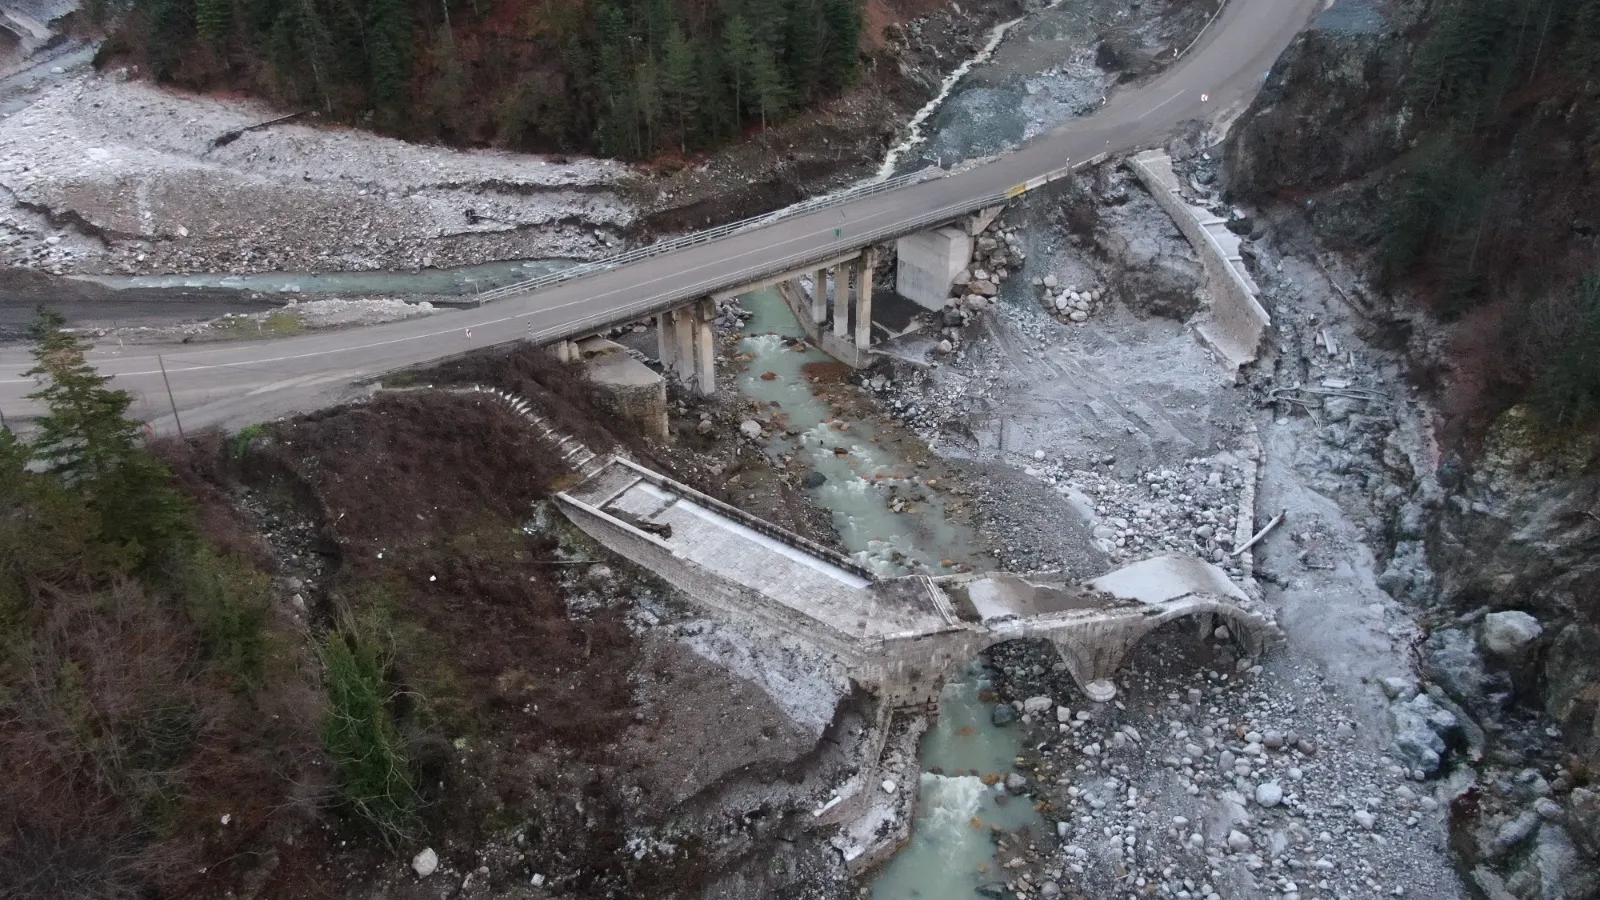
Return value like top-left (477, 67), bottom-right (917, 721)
top-left (208, 310), bottom-right (305, 340)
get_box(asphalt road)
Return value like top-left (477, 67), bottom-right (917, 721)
top-left (0, 0), bottom-right (1321, 434)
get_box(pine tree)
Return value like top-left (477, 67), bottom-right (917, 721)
top-left (749, 42), bottom-right (790, 128)
top-left (365, 0), bottom-right (415, 114)
top-left (819, 0), bottom-right (861, 91)
top-left (635, 58), bottom-right (662, 155)
top-left (723, 14), bottom-right (758, 122)
top-left (696, 41), bottom-right (732, 141)
top-left (23, 310), bottom-right (191, 566)
top-left (746, 0), bottom-right (789, 52)
top-left (196, 0), bottom-right (233, 46)
top-left (784, 0), bottom-right (821, 99)
top-left (662, 24), bottom-right (700, 152)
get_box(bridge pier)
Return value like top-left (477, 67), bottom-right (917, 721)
top-left (656, 300), bottom-right (717, 396)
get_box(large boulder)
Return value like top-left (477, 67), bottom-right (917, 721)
top-left (1482, 611), bottom-right (1544, 658)
top-left (1421, 626), bottom-right (1494, 715)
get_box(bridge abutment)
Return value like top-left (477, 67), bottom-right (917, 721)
top-left (895, 226), bottom-right (973, 311)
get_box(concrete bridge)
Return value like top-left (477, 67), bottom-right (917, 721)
top-left (0, 0), bottom-right (1323, 434)
top-left (549, 178), bottom-right (1048, 393)
top-left (556, 455), bottom-right (1281, 708)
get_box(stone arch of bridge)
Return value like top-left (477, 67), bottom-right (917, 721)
top-left (903, 596), bottom-right (1277, 709)
top-left (1045, 596), bottom-right (1277, 696)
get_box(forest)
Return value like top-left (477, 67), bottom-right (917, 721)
top-left (1375, 0), bottom-right (1600, 427)
top-left (96, 0), bottom-right (866, 158)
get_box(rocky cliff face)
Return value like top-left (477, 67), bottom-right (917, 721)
top-left (1224, 1), bottom-right (1600, 895)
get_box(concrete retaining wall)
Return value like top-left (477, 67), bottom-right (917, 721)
top-left (1128, 150), bottom-right (1271, 368)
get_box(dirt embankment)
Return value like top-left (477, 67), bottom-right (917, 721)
top-left (155, 350), bottom-right (871, 898)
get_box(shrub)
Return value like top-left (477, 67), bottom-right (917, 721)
top-left (178, 548), bottom-right (273, 692)
top-left (319, 621), bottom-right (421, 845)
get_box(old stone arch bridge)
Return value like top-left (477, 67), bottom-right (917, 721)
top-left (554, 451), bottom-right (1281, 708)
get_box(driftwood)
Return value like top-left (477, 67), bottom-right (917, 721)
top-left (210, 111), bottom-right (308, 149)
top-left (1233, 508), bottom-right (1286, 557)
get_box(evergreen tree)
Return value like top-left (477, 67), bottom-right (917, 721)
top-left (696, 42), bottom-right (732, 142)
top-left (635, 58), bottom-right (662, 154)
top-left (662, 24), bottom-right (700, 152)
top-left (365, 0), bottom-right (415, 113)
top-left (748, 42), bottom-right (790, 128)
top-left (784, 0), bottom-right (821, 99)
top-left (819, 0), bottom-right (861, 91)
top-left (723, 14), bottom-right (758, 121)
top-left (196, 0), bottom-right (233, 45)
top-left (23, 310), bottom-right (191, 567)
top-left (746, 0), bottom-right (789, 51)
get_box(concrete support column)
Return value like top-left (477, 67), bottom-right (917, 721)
top-left (553, 339), bottom-right (579, 363)
top-left (833, 262), bottom-right (852, 339)
top-left (811, 267), bottom-right (829, 325)
top-left (855, 248), bottom-right (875, 350)
top-left (694, 298), bottom-right (716, 396)
top-left (674, 307), bottom-right (696, 384)
top-left (657, 312), bottom-right (678, 370)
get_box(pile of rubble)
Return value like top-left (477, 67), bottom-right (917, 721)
top-left (1018, 453), bottom-right (1256, 582)
top-left (932, 215), bottom-right (1028, 352)
top-left (1035, 273), bottom-right (1107, 323)
top-left (970, 631), bottom-right (1465, 900)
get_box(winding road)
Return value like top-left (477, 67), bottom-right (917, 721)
top-left (0, 0), bottom-right (1320, 433)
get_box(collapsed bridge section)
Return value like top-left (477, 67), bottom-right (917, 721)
top-left (556, 456), bottom-right (1282, 707)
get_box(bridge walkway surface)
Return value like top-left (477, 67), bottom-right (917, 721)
top-left (560, 458), bottom-right (955, 647)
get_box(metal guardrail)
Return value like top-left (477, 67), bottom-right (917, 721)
top-left (517, 160), bottom-right (1086, 347)
top-left (473, 167), bottom-right (941, 305)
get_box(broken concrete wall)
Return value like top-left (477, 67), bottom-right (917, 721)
top-left (573, 337), bottom-right (669, 439)
top-left (1128, 150), bottom-right (1271, 368)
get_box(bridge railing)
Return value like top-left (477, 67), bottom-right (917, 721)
top-left (518, 160), bottom-right (1085, 346)
top-left (473, 167), bottom-right (944, 305)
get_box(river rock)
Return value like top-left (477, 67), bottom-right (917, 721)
top-left (412, 848), bottom-right (439, 878)
top-left (970, 279), bottom-right (998, 297)
top-left (1481, 611), bottom-right (1543, 657)
top-left (1388, 698), bottom-right (1446, 775)
top-left (1043, 274), bottom-right (1059, 289)
top-left (992, 704), bottom-right (1018, 726)
top-left (739, 420), bottom-right (763, 439)
top-left (1227, 830), bottom-right (1252, 852)
top-left (1023, 695), bottom-right (1052, 715)
top-left (1255, 782), bottom-right (1284, 808)
top-left (802, 472), bottom-right (827, 489)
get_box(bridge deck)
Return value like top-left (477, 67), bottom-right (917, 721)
top-left (567, 459), bottom-right (952, 640)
